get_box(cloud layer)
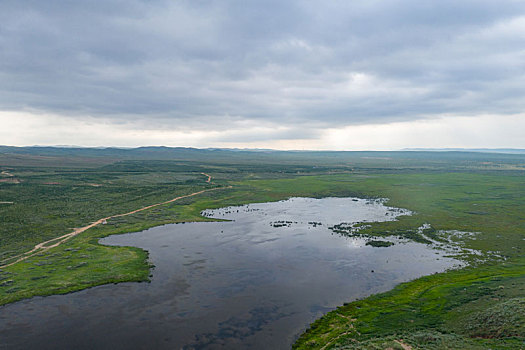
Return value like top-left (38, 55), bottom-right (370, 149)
top-left (1, 0), bottom-right (525, 146)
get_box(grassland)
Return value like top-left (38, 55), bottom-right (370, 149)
top-left (1, 147), bottom-right (524, 349)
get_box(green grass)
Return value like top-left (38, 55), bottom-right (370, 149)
top-left (0, 167), bottom-right (217, 259)
top-left (1, 150), bottom-right (525, 348)
top-left (283, 173), bottom-right (525, 349)
top-left (293, 260), bottom-right (525, 349)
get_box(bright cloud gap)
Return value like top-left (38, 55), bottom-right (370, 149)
top-left (1, 111), bottom-right (524, 150)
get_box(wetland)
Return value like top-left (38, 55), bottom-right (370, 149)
top-left (0, 197), bottom-right (463, 349)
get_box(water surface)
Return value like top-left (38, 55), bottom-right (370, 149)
top-left (0, 197), bottom-right (461, 349)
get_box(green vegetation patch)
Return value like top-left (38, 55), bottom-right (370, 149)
top-left (463, 297), bottom-right (525, 339)
top-left (365, 240), bottom-right (394, 248)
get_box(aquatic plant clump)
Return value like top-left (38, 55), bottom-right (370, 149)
top-left (366, 240), bottom-right (394, 248)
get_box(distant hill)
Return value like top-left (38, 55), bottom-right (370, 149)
top-left (403, 148), bottom-right (525, 154)
top-left (1, 145), bottom-right (525, 168)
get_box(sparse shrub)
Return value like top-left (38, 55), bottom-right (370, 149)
top-left (464, 298), bottom-right (525, 338)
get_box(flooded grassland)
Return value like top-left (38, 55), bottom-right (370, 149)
top-left (0, 197), bottom-right (470, 349)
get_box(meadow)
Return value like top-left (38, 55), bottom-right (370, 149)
top-left (1, 147), bottom-right (524, 348)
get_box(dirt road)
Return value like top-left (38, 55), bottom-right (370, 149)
top-left (1, 179), bottom-right (227, 268)
top-left (201, 172), bottom-right (212, 183)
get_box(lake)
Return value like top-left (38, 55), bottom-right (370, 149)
top-left (0, 197), bottom-right (462, 349)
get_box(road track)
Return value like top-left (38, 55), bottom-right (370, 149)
top-left (201, 172), bottom-right (212, 183)
top-left (1, 176), bottom-right (227, 268)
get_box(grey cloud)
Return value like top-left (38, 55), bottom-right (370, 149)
top-left (1, 0), bottom-right (525, 133)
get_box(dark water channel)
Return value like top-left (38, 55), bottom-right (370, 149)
top-left (0, 197), bottom-right (462, 349)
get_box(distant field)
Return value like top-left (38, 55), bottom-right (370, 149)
top-left (1, 147), bottom-right (524, 348)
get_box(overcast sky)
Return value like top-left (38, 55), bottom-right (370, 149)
top-left (1, 0), bottom-right (525, 149)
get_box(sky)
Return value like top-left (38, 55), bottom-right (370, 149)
top-left (1, 0), bottom-right (525, 150)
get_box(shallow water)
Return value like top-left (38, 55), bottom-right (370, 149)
top-left (0, 197), bottom-right (461, 349)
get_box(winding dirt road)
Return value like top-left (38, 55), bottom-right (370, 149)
top-left (201, 172), bottom-right (212, 183)
top-left (1, 176), bottom-right (227, 268)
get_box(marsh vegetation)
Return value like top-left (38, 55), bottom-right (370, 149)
top-left (1, 147), bottom-right (524, 348)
